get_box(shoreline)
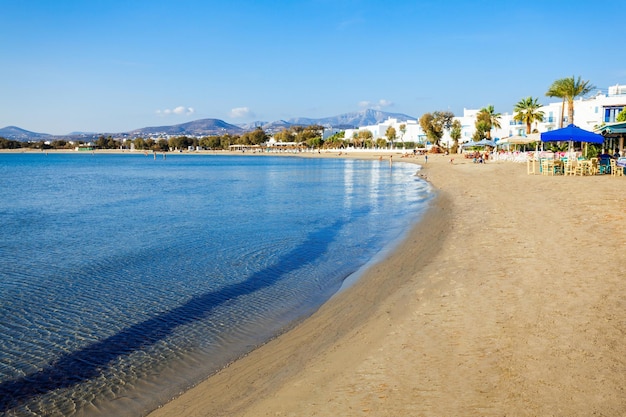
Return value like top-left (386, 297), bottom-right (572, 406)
top-left (147, 153), bottom-right (625, 416)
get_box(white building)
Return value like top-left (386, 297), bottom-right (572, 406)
top-left (339, 84), bottom-right (626, 151)
top-left (459, 83), bottom-right (626, 144)
top-left (344, 118), bottom-right (425, 147)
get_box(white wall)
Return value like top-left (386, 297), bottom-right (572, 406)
top-left (342, 85), bottom-right (626, 148)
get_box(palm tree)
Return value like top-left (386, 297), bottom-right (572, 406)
top-left (546, 78), bottom-right (567, 128)
top-left (477, 105), bottom-right (501, 139)
top-left (513, 97), bottom-right (545, 135)
top-left (547, 76), bottom-right (595, 126)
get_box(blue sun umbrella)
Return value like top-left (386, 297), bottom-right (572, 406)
top-left (541, 124), bottom-right (604, 144)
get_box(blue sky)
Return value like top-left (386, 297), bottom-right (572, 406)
top-left (1, 0), bottom-right (624, 135)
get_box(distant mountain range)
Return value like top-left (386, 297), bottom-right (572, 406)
top-left (1, 109), bottom-right (417, 141)
top-left (129, 118), bottom-right (245, 137)
top-left (0, 126), bottom-right (51, 141)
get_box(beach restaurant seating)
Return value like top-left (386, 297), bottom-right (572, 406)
top-left (575, 160), bottom-right (592, 176)
top-left (617, 157), bottom-right (626, 176)
top-left (598, 157), bottom-right (611, 174)
top-left (554, 159), bottom-right (564, 175)
top-left (533, 155), bottom-right (624, 177)
top-left (541, 159), bottom-right (555, 176)
top-left (610, 159), bottom-right (624, 177)
top-left (563, 158), bottom-right (577, 176)
top-left (589, 158), bottom-right (598, 175)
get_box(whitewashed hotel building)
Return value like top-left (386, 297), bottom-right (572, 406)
top-left (343, 84), bottom-right (626, 149)
top-left (456, 84), bottom-right (626, 147)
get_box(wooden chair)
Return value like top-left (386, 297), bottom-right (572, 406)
top-left (577, 160), bottom-right (592, 176)
top-left (610, 159), bottom-right (624, 177)
top-left (598, 158), bottom-right (611, 174)
top-left (589, 158), bottom-right (598, 175)
top-left (542, 159), bottom-right (554, 176)
top-left (554, 160), bottom-right (565, 175)
top-left (563, 159), bottom-right (576, 176)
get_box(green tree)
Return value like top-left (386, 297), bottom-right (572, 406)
top-left (134, 137), bottom-right (146, 150)
top-left (274, 128), bottom-right (293, 142)
top-left (220, 134), bottom-right (236, 149)
top-left (385, 126), bottom-right (397, 147)
top-left (355, 130), bottom-right (373, 148)
top-left (199, 136), bottom-right (222, 149)
top-left (399, 123), bottom-right (406, 146)
top-left (238, 128), bottom-right (267, 145)
top-left (296, 125), bottom-right (323, 144)
top-left (155, 138), bottom-right (169, 151)
top-left (450, 119), bottom-right (462, 152)
top-left (513, 97), bottom-right (545, 134)
top-left (419, 111), bottom-right (454, 147)
top-left (307, 136), bottom-right (323, 148)
top-left (0, 137), bottom-right (23, 149)
top-left (96, 135), bottom-right (108, 149)
top-left (616, 106), bottom-right (626, 122)
top-left (96, 135), bottom-right (118, 149)
top-left (248, 127), bottom-right (268, 145)
top-left (472, 119), bottom-right (490, 142)
top-left (476, 105), bottom-right (501, 139)
top-left (51, 140), bottom-right (69, 149)
top-left (107, 137), bottom-right (117, 149)
top-left (323, 131), bottom-right (345, 149)
top-left (376, 138), bottom-right (388, 148)
top-left (169, 136), bottom-right (194, 150)
top-left (419, 113), bottom-right (435, 143)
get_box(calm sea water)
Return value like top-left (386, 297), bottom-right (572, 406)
top-left (0, 152), bottom-right (432, 416)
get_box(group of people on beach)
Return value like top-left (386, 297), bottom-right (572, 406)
top-left (468, 150), bottom-right (489, 164)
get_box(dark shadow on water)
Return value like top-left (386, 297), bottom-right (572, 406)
top-left (0, 220), bottom-right (343, 413)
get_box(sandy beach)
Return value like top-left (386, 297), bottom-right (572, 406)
top-left (145, 152), bottom-right (625, 417)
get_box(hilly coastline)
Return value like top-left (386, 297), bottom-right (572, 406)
top-left (0, 109), bottom-right (417, 141)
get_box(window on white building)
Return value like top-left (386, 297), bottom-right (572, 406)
top-left (604, 106), bottom-right (625, 123)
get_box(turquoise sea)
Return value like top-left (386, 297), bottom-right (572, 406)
top-left (0, 153), bottom-right (432, 416)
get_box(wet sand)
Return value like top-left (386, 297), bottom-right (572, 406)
top-left (145, 152), bottom-right (626, 416)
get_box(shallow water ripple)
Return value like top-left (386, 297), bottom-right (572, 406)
top-left (0, 154), bottom-right (431, 417)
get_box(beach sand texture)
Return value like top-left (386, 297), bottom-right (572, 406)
top-left (148, 154), bottom-right (626, 417)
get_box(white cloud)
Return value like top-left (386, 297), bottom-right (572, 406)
top-left (230, 107), bottom-right (255, 119)
top-left (156, 106), bottom-right (195, 116)
top-left (358, 99), bottom-right (394, 110)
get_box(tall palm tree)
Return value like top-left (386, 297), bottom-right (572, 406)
top-left (513, 97), bottom-right (545, 134)
top-left (547, 76), bottom-right (595, 126)
top-left (546, 78), bottom-right (567, 128)
top-left (477, 105), bottom-right (501, 139)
